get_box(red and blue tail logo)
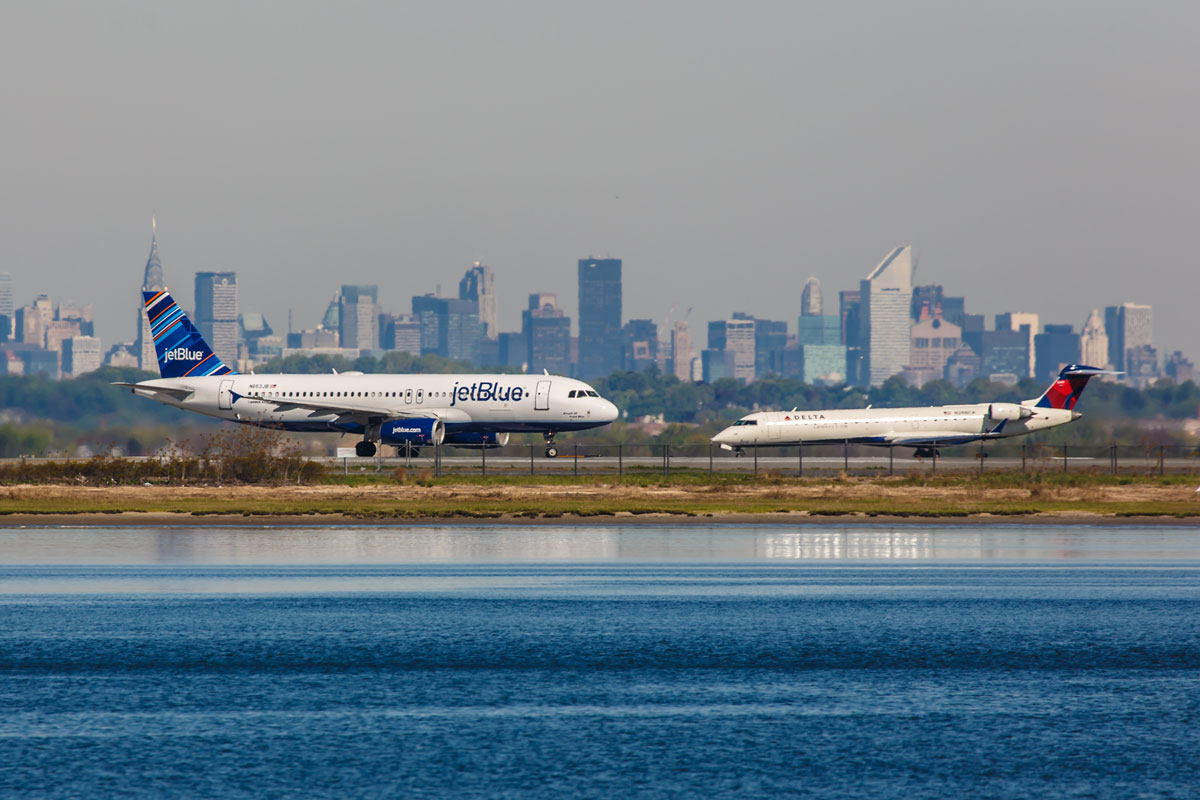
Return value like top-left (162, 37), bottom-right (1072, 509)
top-left (1031, 365), bottom-right (1107, 410)
top-left (143, 290), bottom-right (236, 379)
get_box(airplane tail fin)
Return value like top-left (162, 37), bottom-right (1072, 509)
top-left (142, 290), bottom-right (236, 379)
top-left (1024, 364), bottom-right (1114, 410)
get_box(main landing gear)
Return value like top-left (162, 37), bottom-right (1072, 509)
top-left (355, 440), bottom-right (377, 458)
top-left (913, 446), bottom-right (939, 459)
top-left (543, 432), bottom-right (558, 458)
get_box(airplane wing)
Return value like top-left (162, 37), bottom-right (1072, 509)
top-left (111, 382), bottom-right (195, 402)
top-left (880, 431), bottom-right (982, 446)
top-left (242, 394), bottom-right (472, 424)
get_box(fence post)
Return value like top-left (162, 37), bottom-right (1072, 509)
top-left (574, 443), bottom-right (579, 477)
top-left (888, 446), bottom-right (893, 476)
top-left (978, 442), bottom-right (984, 477)
top-left (843, 439), bottom-right (849, 473)
top-left (664, 444), bottom-right (670, 479)
top-left (708, 443), bottom-right (713, 476)
top-left (481, 443), bottom-right (486, 477)
top-left (753, 446), bottom-right (758, 477)
top-left (1111, 443), bottom-right (1117, 475)
top-left (1160, 444), bottom-right (1165, 476)
top-left (530, 443), bottom-right (534, 476)
top-left (1022, 440), bottom-right (1027, 474)
top-left (618, 443), bottom-right (623, 477)
top-left (434, 443), bottom-right (441, 478)
top-left (932, 441), bottom-right (937, 474)
top-left (1063, 444), bottom-right (1068, 474)
top-left (799, 444), bottom-right (804, 478)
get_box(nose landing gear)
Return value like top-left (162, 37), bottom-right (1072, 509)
top-left (543, 432), bottom-right (558, 458)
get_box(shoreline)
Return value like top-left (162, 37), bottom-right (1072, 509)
top-left (2, 511), bottom-right (1199, 527)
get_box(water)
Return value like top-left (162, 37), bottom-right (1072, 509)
top-left (1, 525), bottom-right (1199, 798)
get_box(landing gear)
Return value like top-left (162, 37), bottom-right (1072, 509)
top-left (355, 440), bottom-right (377, 458)
top-left (543, 431), bottom-right (558, 458)
top-left (733, 448), bottom-right (746, 458)
top-left (913, 446), bottom-right (939, 459)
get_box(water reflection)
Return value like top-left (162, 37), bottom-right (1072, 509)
top-left (0, 524), bottom-right (1197, 566)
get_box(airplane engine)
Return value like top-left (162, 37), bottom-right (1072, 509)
top-left (379, 418), bottom-right (445, 446)
top-left (443, 432), bottom-right (510, 449)
top-left (988, 403), bottom-right (1034, 422)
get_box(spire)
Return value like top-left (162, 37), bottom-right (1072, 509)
top-left (142, 217), bottom-right (164, 292)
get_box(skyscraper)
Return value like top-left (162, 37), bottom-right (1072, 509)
top-left (0, 273), bottom-right (12, 339)
top-left (859, 246), bottom-right (914, 387)
top-left (194, 272), bottom-right (239, 367)
top-left (577, 257), bottom-right (622, 378)
top-left (412, 294), bottom-right (480, 362)
top-left (1080, 309), bottom-right (1109, 367)
top-left (670, 320), bottom-right (693, 382)
top-left (621, 319), bottom-right (659, 373)
top-left (800, 278), bottom-right (822, 316)
top-left (522, 293), bottom-right (570, 375)
top-left (339, 285), bottom-right (379, 351)
top-left (135, 219), bottom-right (166, 372)
top-left (458, 262), bottom-right (498, 338)
top-left (995, 312), bottom-right (1039, 378)
top-left (1104, 303), bottom-right (1153, 374)
top-left (1034, 324), bottom-right (1081, 382)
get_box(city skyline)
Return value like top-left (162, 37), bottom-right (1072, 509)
top-left (0, 3), bottom-right (1195, 357)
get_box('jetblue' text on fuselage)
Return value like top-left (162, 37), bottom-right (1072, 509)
top-left (451, 382), bottom-right (525, 406)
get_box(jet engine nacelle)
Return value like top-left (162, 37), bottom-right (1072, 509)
top-left (988, 403), bottom-right (1034, 422)
top-left (443, 432), bottom-right (510, 449)
top-left (379, 418), bottom-right (445, 446)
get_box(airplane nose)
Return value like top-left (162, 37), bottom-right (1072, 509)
top-left (601, 400), bottom-right (619, 422)
top-left (711, 428), bottom-right (731, 444)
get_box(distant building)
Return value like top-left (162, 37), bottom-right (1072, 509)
top-left (523, 294), bottom-right (571, 375)
top-left (944, 344), bottom-right (982, 388)
top-left (800, 278), bottom-right (822, 316)
top-left (195, 272), bottom-right (239, 367)
top-left (960, 314), bottom-right (985, 358)
top-left (381, 314), bottom-right (421, 355)
top-left (577, 257), bottom-right (622, 379)
top-left (136, 220), bottom-right (165, 372)
top-left (751, 316), bottom-right (787, 378)
top-left (911, 285), bottom-right (943, 321)
top-left (497, 332), bottom-right (526, 370)
top-left (980, 330), bottom-right (1029, 378)
top-left (670, 320), bottom-right (693, 382)
top-left (995, 312), bottom-right (1038, 378)
top-left (1034, 324), bottom-right (1081, 382)
top-left (286, 328), bottom-right (340, 350)
top-left (1124, 345), bottom-right (1160, 388)
top-left (45, 319), bottom-right (82, 355)
top-left (458, 262), bottom-right (498, 338)
top-left (104, 343), bottom-right (139, 369)
top-left (707, 319), bottom-right (755, 382)
top-left (860, 246), bottom-right (914, 387)
top-left (909, 317), bottom-right (961, 377)
top-left (62, 335), bottom-right (102, 377)
top-left (701, 348), bottom-right (737, 382)
top-left (1165, 351), bottom-right (1195, 384)
top-left (621, 319), bottom-right (658, 373)
top-left (796, 344), bottom-right (847, 385)
top-left (1080, 309), bottom-right (1109, 367)
top-left (412, 294), bottom-right (479, 362)
top-left (796, 315), bottom-right (841, 346)
top-left (1104, 302), bottom-right (1152, 374)
top-left (339, 284), bottom-right (379, 351)
top-left (0, 273), bottom-right (12, 337)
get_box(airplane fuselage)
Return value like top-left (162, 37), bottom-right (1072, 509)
top-left (712, 402), bottom-right (1079, 449)
top-left (133, 372), bottom-right (618, 436)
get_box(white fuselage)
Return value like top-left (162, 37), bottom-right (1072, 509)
top-left (712, 402), bottom-right (1078, 449)
top-left (132, 373), bottom-right (618, 436)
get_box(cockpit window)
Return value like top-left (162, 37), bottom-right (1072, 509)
top-left (732, 419), bottom-right (758, 426)
top-left (586, 390), bottom-right (599, 397)
top-left (568, 390), bottom-right (577, 398)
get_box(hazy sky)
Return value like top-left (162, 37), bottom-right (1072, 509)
top-left (2, 1), bottom-right (1197, 355)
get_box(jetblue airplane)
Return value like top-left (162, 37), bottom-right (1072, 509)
top-left (711, 365), bottom-right (1113, 457)
top-left (117, 290), bottom-right (619, 457)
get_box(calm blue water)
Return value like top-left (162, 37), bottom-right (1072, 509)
top-left (1, 525), bottom-right (1199, 798)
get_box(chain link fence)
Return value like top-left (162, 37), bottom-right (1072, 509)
top-left (329, 441), bottom-right (1200, 478)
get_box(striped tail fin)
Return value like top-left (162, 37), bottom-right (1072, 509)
top-left (142, 290), bottom-right (236, 378)
top-left (1026, 364), bottom-right (1112, 410)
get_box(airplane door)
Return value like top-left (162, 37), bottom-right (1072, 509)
top-left (768, 421), bottom-right (782, 440)
top-left (218, 379), bottom-right (234, 410)
top-left (534, 380), bottom-right (551, 410)
top-left (416, 388), bottom-right (424, 404)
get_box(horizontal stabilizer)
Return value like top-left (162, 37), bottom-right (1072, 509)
top-left (112, 381), bottom-right (194, 401)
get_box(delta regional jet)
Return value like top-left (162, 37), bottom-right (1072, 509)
top-left (712, 365), bottom-right (1113, 457)
top-left (119, 290), bottom-right (619, 457)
